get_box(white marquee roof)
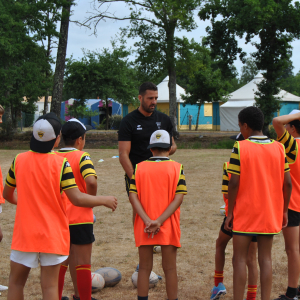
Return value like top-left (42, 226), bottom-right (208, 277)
top-left (227, 73), bottom-right (300, 102)
top-left (157, 76), bottom-right (186, 103)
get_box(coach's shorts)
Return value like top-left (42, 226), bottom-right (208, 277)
top-left (10, 250), bottom-right (68, 268)
top-left (287, 209), bottom-right (300, 227)
top-left (221, 217), bottom-right (257, 242)
top-left (69, 224), bottom-right (95, 245)
top-left (125, 174), bottom-right (130, 197)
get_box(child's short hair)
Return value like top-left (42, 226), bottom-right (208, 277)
top-left (0, 105), bottom-right (4, 114)
top-left (62, 133), bottom-right (85, 147)
top-left (238, 107), bottom-right (264, 131)
top-left (289, 120), bottom-right (300, 134)
top-left (150, 146), bottom-right (171, 152)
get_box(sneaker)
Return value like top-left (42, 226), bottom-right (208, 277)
top-left (210, 282), bottom-right (227, 300)
top-left (72, 296), bottom-right (97, 300)
top-left (0, 285), bottom-right (8, 291)
top-left (274, 295), bottom-right (298, 300)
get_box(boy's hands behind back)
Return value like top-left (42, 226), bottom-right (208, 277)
top-left (144, 220), bottom-right (161, 238)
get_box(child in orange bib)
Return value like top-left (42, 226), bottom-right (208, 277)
top-left (129, 130), bottom-right (187, 300)
top-left (225, 107), bottom-right (292, 300)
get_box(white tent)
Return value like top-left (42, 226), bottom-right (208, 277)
top-left (157, 76), bottom-right (186, 103)
top-left (220, 73), bottom-right (300, 131)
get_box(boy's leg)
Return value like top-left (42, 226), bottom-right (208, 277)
top-left (256, 235), bottom-right (273, 300)
top-left (69, 245), bottom-right (79, 297)
top-left (138, 245), bottom-right (153, 297)
top-left (246, 241), bottom-right (258, 300)
top-left (7, 261), bottom-right (30, 300)
top-left (58, 258), bottom-right (69, 299)
top-left (232, 234), bottom-right (252, 300)
top-left (41, 264), bottom-right (61, 300)
top-left (73, 243), bottom-right (93, 300)
top-left (161, 245), bottom-right (178, 300)
top-left (282, 225), bottom-right (300, 298)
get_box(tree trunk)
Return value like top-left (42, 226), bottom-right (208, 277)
top-left (166, 25), bottom-right (179, 139)
top-left (105, 99), bottom-right (109, 130)
top-left (195, 102), bottom-right (202, 131)
top-left (51, 0), bottom-right (72, 118)
top-left (43, 32), bottom-right (51, 115)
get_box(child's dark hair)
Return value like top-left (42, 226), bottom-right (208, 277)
top-left (62, 134), bottom-right (85, 147)
top-left (139, 82), bottom-right (157, 96)
top-left (289, 120), bottom-right (300, 134)
top-left (150, 146), bottom-right (171, 152)
top-left (238, 107), bottom-right (264, 131)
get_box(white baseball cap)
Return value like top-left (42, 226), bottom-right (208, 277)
top-left (147, 130), bottom-right (171, 149)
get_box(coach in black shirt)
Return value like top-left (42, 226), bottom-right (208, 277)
top-left (118, 82), bottom-right (177, 220)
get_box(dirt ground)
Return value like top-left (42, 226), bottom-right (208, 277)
top-left (0, 149), bottom-right (288, 299)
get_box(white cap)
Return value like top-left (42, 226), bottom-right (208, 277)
top-left (147, 130), bottom-right (171, 149)
top-left (289, 109), bottom-right (300, 115)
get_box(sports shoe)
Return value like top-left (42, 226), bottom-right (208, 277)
top-left (274, 295), bottom-right (298, 300)
top-left (72, 296), bottom-right (97, 300)
top-left (0, 285), bottom-right (8, 291)
top-left (210, 282), bottom-right (227, 299)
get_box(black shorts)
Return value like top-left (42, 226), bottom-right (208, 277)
top-left (287, 209), bottom-right (300, 227)
top-left (221, 217), bottom-right (257, 242)
top-left (125, 174), bottom-right (130, 197)
top-left (69, 224), bottom-right (95, 245)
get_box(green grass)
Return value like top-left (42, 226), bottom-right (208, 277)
top-left (177, 139), bottom-right (235, 149)
top-left (210, 139), bottom-right (235, 149)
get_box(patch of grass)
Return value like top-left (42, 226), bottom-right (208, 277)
top-left (177, 139), bottom-right (234, 149)
top-left (177, 141), bottom-right (202, 149)
top-left (210, 139), bottom-right (235, 149)
top-left (97, 145), bottom-right (118, 149)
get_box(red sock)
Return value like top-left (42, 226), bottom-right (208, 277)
top-left (247, 285), bottom-right (257, 300)
top-left (76, 264), bottom-right (91, 300)
top-left (214, 270), bottom-right (224, 287)
top-left (58, 265), bottom-right (68, 299)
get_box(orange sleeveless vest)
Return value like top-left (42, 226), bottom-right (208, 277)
top-left (223, 162), bottom-right (231, 217)
top-left (56, 150), bottom-right (94, 225)
top-left (232, 140), bottom-right (285, 234)
top-left (134, 159), bottom-right (182, 247)
top-left (0, 166), bottom-right (4, 204)
top-left (288, 139), bottom-right (300, 212)
top-left (12, 151), bottom-right (69, 255)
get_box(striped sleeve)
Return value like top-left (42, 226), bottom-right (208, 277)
top-left (129, 167), bottom-right (137, 194)
top-left (175, 165), bottom-right (187, 194)
top-left (228, 141), bottom-right (240, 175)
top-left (80, 152), bottom-right (97, 179)
top-left (60, 160), bottom-right (78, 191)
top-left (277, 129), bottom-right (297, 164)
top-left (222, 162), bottom-right (229, 194)
top-left (284, 156), bottom-right (290, 173)
top-left (5, 158), bottom-right (16, 188)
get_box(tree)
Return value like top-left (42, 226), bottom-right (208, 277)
top-left (64, 43), bottom-right (138, 129)
top-left (199, 0), bottom-right (300, 133)
top-left (85, 0), bottom-right (202, 137)
top-left (240, 57), bottom-right (259, 85)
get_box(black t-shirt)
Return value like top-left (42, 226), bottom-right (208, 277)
top-left (118, 109), bottom-right (173, 168)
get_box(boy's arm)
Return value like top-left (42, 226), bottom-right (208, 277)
top-left (129, 192), bottom-right (151, 225)
top-left (64, 188), bottom-right (117, 210)
top-left (85, 176), bottom-right (97, 196)
top-left (3, 185), bottom-right (17, 205)
top-left (80, 153), bottom-right (97, 196)
top-left (273, 112), bottom-right (300, 138)
top-left (224, 173), bottom-right (240, 231)
top-left (282, 171), bottom-right (292, 228)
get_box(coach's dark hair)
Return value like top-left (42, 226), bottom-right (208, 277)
top-left (238, 107), bottom-right (264, 131)
top-left (62, 133), bottom-right (85, 147)
top-left (139, 82), bottom-right (157, 96)
top-left (289, 120), bottom-right (300, 134)
top-left (150, 146), bottom-right (171, 152)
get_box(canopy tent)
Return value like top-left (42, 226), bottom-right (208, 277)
top-left (156, 76), bottom-right (186, 103)
top-left (220, 73), bottom-right (300, 131)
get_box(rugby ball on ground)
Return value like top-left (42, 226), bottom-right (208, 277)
top-left (220, 204), bottom-right (225, 216)
top-left (95, 267), bottom-right (122, 287)
top-left (153, 246), bottom-right (161, 253)
top-left (91, 272), bottom-right (105, 292)
top-left (131, 271), bottom-right (159, 288)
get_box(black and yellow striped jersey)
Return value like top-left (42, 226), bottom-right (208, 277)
top-left (277, 129), bottom-right (298, 164)
top-left (129, 157), bottom-right (187, 194)
top-left (228, 136), bottom-right (290, 175)
top-left (5, 158), bottom-right (77, 191)
top-left (222, 162), bottom-right (229, 194)
top-left (57, 149), bottom-right (97, 180)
